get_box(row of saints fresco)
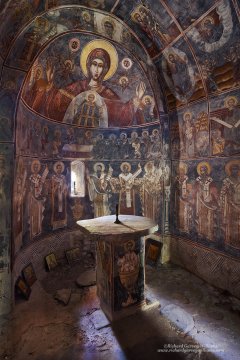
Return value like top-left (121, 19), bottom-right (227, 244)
top-left (172, 159), bottom-right (240, 251)
top-left (13, 158), bottom-right (170, 251)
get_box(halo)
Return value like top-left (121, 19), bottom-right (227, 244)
top-left (119, 76), bottom-right (129, 85)
top-left (69, 38), bottom-right (80, 52)
top-left (123, 240), bottom-right (135, 252)
top-left (35, 65), bottom-right (43, 78)
top-left (152, 128), bottom-right (159, 136)
top-left (131, 131), bottom-right (138, 138)
top-left (183, 111), bottom-right (192, 121)
top-left (197, 161), bottom-right (211, 176)
top-left (35, 16), bottom-right (50, 32)
top-left (53, 161), bottom-right (64, 174)
top-left (201, 16), bottom-right (214, 28)
top-left (120, 162), bottom-right (131, 172)
top-left (121, 57), bottom-right (132, 70)
top-left (178, 162), bottom-right (188, 174)
top-left (131, 8), bottom-right (142, 23)
top-left (225, 160), bottom-right (240, 176)
top-left (142, 95), bottom-right (153, 105)
top-left (31, 159), bottom-right (41, 173)
top-left (93, 162), bottom-right (105, 173)
top-left (109, 133), bottom-right (117, 140)
top-left (120, 132), bottom-right (127, 139)
top-left (80, 39), bottom-right (118, 81)
top-left (144, 161), bottom-right (154, 173)
top-left (142, 130), bottom-right (149, 136)
top-left (224, 96), bottom-right (238, 108)
top-left (86, 91), bottom-right (97, 102)
top-left (102, 16), bottom-right (116, 34)
top-left (64, 59), bottom-right (74, 70)
top-left (81, 10), bottom-right (91, 22)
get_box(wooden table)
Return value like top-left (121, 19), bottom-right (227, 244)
top-left (77, 215), bottom-right (158, 321)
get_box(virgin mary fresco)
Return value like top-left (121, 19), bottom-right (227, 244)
top-left (23, 39), bottom-right (151, 127)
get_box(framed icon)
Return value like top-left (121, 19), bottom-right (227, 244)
top-left (45, 253), bottom-right (58, 271)
top-left (22, 263), bottom-right (37, 287)
top-left (145, 239), bottom-right (162, 266)
top-left (15, 276), bottom-right (31, 300)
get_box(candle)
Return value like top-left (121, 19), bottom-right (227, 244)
top-left (116, 204), bottom-right (119, 216)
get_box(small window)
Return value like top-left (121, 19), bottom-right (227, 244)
top-left (71, 160), bottom-right (85, 197)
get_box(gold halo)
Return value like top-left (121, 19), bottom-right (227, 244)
top-left (202, 16), bottom-right (214, 28)
top-left (53, 161), bottom-right (64, 174)
top-left (224, 96), bottom-right (238, 108)
top-left (119, 76), bottom-right (129, 85)
top-left (197, 161), bottom-right (211, 176)
top-left (120, 162), bottom-right (131, 172)
top-left (31, 159), bottom-right (41, 173)
top-left (86, 91), bottom-right (97, 102)
top-left (93, 162), bottom-right (105, 173)
top-left (80, 39), bottom-right (118, 81)
top-left (81, 10), bottom-right (91, 22)
top-left (123, 240), bottom-right (135, 252)
top-left (142, 95), bottom-right (153, 105)
top-left (178, 162), bottom-right (188, 174)
top-left (225, 160), bottom-right (240, 176)
top-left (152, 128), bottom-right (159, 135)
top-left (183, 111), bottom-right (192, 121)
top-left (144, 161), bottom-right (154, 173)
top-left (64, 59), bottom-right (74, 70)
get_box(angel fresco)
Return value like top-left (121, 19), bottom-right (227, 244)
top-left (22, 39), bottom-right (155, 128)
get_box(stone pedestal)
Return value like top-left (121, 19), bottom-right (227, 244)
top-left (77, 215), bottom-right (158, 321)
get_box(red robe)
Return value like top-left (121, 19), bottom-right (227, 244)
top-left (27, 80), bottom-right (144, 127)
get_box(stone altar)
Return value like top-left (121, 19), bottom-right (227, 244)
top-left (77, 215), bottom-right (158, 321)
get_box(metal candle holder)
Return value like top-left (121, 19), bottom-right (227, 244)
top-left (114, 204), bottom-right (121, 224)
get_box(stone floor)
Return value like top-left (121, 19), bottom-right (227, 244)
top-left (1, 262), bottom-right (240, 360)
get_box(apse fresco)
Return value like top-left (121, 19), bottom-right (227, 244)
top-left (171, 157), bottom-right (240, 257)
top-left (21, 33), bottom-right (159, 127)
top-left (187, 0), bottom-right (240, 95)
top-left (210, 90), bottom-right (240, 156)
top-left (155, 38), bottom-right (206, 110)
top-left (170, 101), bottom-right (209, 159)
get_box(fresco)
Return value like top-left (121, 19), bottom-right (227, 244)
top-left (21, 32), bottom-right (159, 127)
top-left (0, 0), bottom-right (45, 58)
top-left (155, 38), bottom-right (206, 110)
top-left (187, 0), bottom-right (240, 95)
top-left (162, 0), bottom-right (218, 30)
top-left (114, 238), bottom-right (144, 311)
top-left (0, 68), bottom-right (25, 142)
top-left (171, 157), bottom-right (240, 256)
top-left (16, 102), bottom-right (162, 159)
top-left (210, 90), bottom-right (240, 156)
top-left (13, 155), bottom-right (169, 251)
top-left (5, 7), bottom-right (148, 71)
top-left (0, 143), bottom-right (13, 315)
top-left (170, 101), bottom-right (209, 159)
